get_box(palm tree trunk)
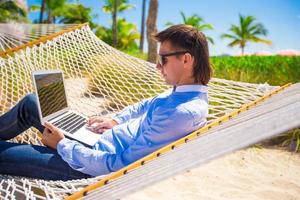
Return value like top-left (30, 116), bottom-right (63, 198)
top-left (112, 0), bottom-right (118, 48)
top-left (46, 8), bottom-right (52, 23)
top-left (241, 41), bottom-right (246, 56)
top-left (147, 0), bottom-right (158, 63)
top-left (139, 0), bottom-right (146, 53)
top-left (39, 0), bottom-right (46, 23)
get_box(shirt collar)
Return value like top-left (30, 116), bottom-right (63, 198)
top-left (172, 84), bottom-right (208, 93)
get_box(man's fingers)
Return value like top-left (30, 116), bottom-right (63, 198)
top-left (86, 116), bottom-right (96, 125)
top-left (44, 122), bottom-right (55, 131)
top-left (91, 122), bottom-right (105, 131)
top-left (87, 117), bottom-right (104, 125)
top-left (97, 121), bottom-right (110, 129)
top-left (43, 128), bottom-right (51, 134)
top-left (43, 126), bottom-right (52, 135)
top-left (41, 134), bottom-right (48, 146)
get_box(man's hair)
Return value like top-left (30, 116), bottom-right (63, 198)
top-left (154, 24), bottom-right (212, 85)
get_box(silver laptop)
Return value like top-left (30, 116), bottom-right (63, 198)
top-left (32, 70), bottom-right (102, 146)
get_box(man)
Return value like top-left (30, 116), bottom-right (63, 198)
top-left (0, 24), bottom-right (212, 180)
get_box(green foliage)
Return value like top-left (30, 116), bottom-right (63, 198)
top-left (124, 49), bottom-right (148, 60)
top-left (166, 11), bottom-right (214, 44)
top-left (269, 129), bottom-right (300, 152)
top-left (95, 18), bottom-right (140, 51)
top-left (280, 129), bottom-right (300, 152)
top-left (102, 0), bottom-right (135, 14)
top-left (55, 4), bottom-right (93, 25)
top-left (30, 0), bottom-right (95, 27)
top-left (210, 55), bottom-right (300, 85)
top-left (0, 0), bottom-right (28, 23)
top-left (221, 14), bottom-right (272, 55)
top-left (45, 0), bottom-right (67, 10)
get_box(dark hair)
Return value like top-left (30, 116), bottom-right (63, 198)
top-left (154, 24), bottom-right (212, 85)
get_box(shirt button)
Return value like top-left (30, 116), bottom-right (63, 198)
top-left (147, 142), bottom-right (152, 146)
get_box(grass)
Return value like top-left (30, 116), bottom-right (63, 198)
top-left (211, 55), bottom-right (300, 85)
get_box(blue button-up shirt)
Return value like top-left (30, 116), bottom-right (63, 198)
top-left (57, 85), bottom-right (208, 176)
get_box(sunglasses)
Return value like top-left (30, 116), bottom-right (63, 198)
top-left (157, 51), bottom-right (190, 66)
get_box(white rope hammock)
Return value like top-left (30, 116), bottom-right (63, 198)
top-left (0, 24), bottom-right (279, 199)
top-left (0, 23), bottom-right (77, 52)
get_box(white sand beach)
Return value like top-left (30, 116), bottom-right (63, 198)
top-left (124, 148), bottom-right (300, 200)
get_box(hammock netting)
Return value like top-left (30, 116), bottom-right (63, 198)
top-left (0, 23), bottom-right (77, 52)
top-left (0, 24), bottom-right (277, 199)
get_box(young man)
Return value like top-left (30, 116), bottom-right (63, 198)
top-left (0, 24), bottom-right (212, 180)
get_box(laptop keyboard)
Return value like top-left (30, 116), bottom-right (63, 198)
top-left (52, 112), bottom-right (87, 134)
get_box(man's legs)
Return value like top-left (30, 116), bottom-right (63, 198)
top-left (0, 93), bottom-right (44, 140)
top-left (0, 94), bottom-right (92, 180)
top-left (0, 141), bottom-right (91, 180)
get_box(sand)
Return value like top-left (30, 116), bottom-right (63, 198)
top-left (124, 148), bottom-right (300, 200)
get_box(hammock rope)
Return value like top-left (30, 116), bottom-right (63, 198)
top-left (0, 23), bottom-right (79, 54)
top-left (0, 23), bottom-right (287, 199)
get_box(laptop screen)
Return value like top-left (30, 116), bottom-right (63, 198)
top-left (34, 72), bottom-right (68, 118)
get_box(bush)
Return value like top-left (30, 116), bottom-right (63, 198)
top-left (210, 55), bottom-right (300, 85)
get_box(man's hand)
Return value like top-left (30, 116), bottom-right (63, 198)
top-left (86, 116), bottom-right (118, 134)
top-left (41, 122), bottom-right (65, 150)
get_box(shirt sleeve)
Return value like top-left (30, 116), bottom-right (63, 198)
top-left (111, 97), bottom-right (153, 124)
top-left (57, 138), bottom-right (114, 176)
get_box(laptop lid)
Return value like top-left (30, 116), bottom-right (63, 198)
top-left (32, 70), bottom-right (70, 125)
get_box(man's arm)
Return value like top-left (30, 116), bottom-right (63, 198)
top-left (46, 105), bottom-right (205, 176)
top-left (56, 138), bottom-right (115, 176)
top-left (112, 97), bottom-right (153, 124)
top-left (42, 122), bottom-right (120, 176)
top-left (56, 107), bottom-right (197, 176)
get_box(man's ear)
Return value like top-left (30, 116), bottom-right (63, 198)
top-left (183, 53), bottom-right (193, 67)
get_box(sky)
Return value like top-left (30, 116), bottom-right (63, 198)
top-left (27, 0), bottom-right (300, 56)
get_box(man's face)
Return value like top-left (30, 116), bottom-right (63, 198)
top-left (156, 41), bottom-right (185, 85)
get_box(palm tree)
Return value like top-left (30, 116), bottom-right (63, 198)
top-left (31, 1), bottom-right (93, 27)
top-left (30, 0), bottom-right (66, 23)
top-left (147, 0), bottom-right (158, 63)
top-left (45, 0), bottom-right (66, 23)
top-left (139, 0), bottom-right (146, 53)
top-left (102, 0), bottom-right (134, 48)
top-left (56, 4), bottom-right (93, 25)
top-left (0, 0), bottom-right (28, 23)
top-left (221, 14), bottom-right (272, 55)
top-left (166, 11), bottom-right (214, 44)
top-left (95, 18), bottom-right (140, 51)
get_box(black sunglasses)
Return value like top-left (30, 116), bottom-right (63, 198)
top-left (157, 51), bottom-right (190, 66)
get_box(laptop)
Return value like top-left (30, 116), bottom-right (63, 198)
top-left (32, 70), bottom-right (103, 147)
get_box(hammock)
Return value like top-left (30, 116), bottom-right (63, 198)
top-left (0, 23), bottom-right (295, 199)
